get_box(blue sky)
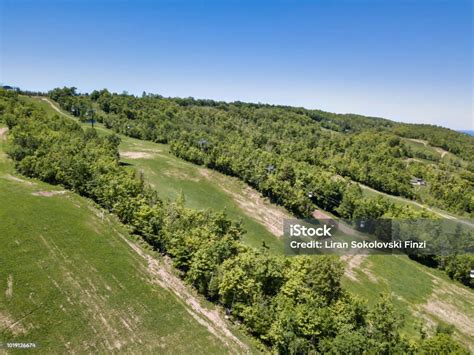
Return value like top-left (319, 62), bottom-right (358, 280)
top-left (1, 0), bottom-right (472, 129)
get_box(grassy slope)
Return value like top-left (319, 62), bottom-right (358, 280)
top-left (28, 97), bottom-right (474, 350)
top-left (119, 138), bottom-right (284, 253)
top-left (0, 123), bottom-right (254, 353)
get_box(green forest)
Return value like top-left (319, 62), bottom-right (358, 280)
top-left (48, 87), bottom-right (473, 216)
top-left (1, 88), bottom-right (472, 353)
top-left (44, 87), bottom-right (474, 288)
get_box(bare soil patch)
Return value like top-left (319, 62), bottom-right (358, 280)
top-left (32, 190), bottom-right (67, 197)
top-left (423, 298), bottom-right (473, 334)
top-left (434, 146), bottom-right (448, 158)
top-left (199, 168), bottom-right (212, 180)
top-left (0, 311), bottom-right (27, 335)
top-left (199, 169), bottom-right (291, 237)
top-left (313, 210), bottom-right (379, 282)
top-left (3, 174), bottom-right (35, 185)
top-left (0, 127), bottom-right (7, 140)
top-left (5, 274), bottom-right (13, 298)
top-left (120, 151), bottom-right (153, 159)
top-left (341, 255), bottom-right (379, 283)
top-left (203, 169), bottom-right (291, 237)
top-left (341, 255), bottom-right (366, 281)
top-left (415, 270), bottom-right (474, 350)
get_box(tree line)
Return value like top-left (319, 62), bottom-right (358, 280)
top-left (44, 87), bottom-right (474, 287)
top-left (49, 87), bottom-right (473, 216)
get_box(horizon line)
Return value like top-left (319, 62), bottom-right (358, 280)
top-left (4, 82), bottom-right (473, 132)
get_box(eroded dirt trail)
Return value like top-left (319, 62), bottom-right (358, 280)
top-left (40, 97), bottom-right (66, 116)
top-left (116, 233), bottom-right (250, 354)
top-left (200, 169), bottom-right (292, 237)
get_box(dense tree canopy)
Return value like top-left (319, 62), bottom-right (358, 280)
top-left (40, 87), bottom-right (474, 288)
top-left (1, 88), bottom-right (470, 352)
top-left (47, 87), bottom-right (473, 217)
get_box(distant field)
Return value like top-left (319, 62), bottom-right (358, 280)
top-left (0, 124), bottom-right (253, 353)
top-left (23, 96), bottom-right (474, 350)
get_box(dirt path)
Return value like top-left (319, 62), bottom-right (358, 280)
top-left (32, 190), bottom-right (67, 197)
top-left (434, 147), bottom-right (448, 158)
top-left (119, 151), bottom-right (154, 159)
top-left (116, 233), bottom-right (249, 353)
top-left (40, 97), bottom-right (67, 116)
top-left (2, 174), bottom-right (35, 186)
top-left (407, 138), bottom-right (429, 146)
top-left (407, 138), bottom-right (449, 158)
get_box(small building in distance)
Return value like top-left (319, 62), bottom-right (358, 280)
top-left (1, 85), bottom-right (19, 91)
top-left (410, 177), bottom-right (426, 186)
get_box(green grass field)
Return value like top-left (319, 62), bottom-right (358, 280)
top-left (17, 96), bottom-right (474, 351)
top-left (118, 138), bottom-right (285, 253)
top-left (0, 124), bottom-right (253, 353)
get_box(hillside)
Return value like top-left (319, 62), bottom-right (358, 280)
top-left (31, 96), bottom-right (474, 350)
top-left (117, 125), bottom-right (474, 349)
top-left (0, 125), bottom-right (252, 353)
top-left (48, 87), bottom-right (474, 219)
top-left (2, 0), bottom-right (471, 352)
top-left (0, 90), bottom-right (471, 352)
